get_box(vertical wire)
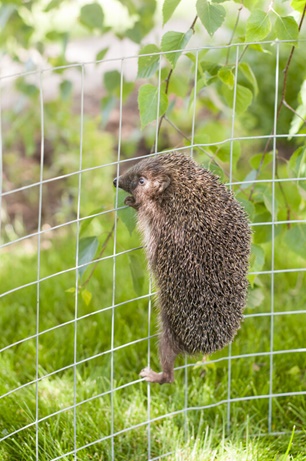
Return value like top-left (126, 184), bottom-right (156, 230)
top-left (227, 45), bottom-right (240, 435)
top-left (154, 53), bottom-right (162, 156)
top-left (35, 71), bottom-right (45, 461)
top-left (73, 64), bottom-right (85, 460)
top-left (190, 50), bottom-right (199, 160)
top-left (144, 53), bottom-right (163, 461)
top-left (268, 41), bottom-right (280, 433)
top-left (0, 81), bottom-right (3, 241)
top-left (111, 58), bottom-right (124, 461)
top-left (183, 49), bottom-right (199, 440)
top-left (147, 275), bottom-right (152, 461)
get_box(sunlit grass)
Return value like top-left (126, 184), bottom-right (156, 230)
top-left (0, 222), bottom-right (305, 460)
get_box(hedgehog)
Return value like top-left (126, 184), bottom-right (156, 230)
top-left (113, 152), bottom-right (251, 384)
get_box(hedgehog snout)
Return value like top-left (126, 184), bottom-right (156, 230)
top-left (113, 176), bottom-right (125, 189)
top-left (113, 176), bottom-right (133, 195)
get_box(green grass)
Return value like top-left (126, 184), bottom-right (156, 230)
top-left (0, 217), bottom-right (306, 460)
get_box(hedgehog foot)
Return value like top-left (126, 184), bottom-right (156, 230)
top-left (139, 367), bottom-right (174, 384)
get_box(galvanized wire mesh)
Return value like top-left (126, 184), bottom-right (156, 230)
top-left (0, 41), bottom-right (306, 460)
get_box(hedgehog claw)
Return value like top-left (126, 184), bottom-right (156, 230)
top-left (139, 367), bottom-right (173, 384)
top-left (139, 367), bottom-right (159, 382)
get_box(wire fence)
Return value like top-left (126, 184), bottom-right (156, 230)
top-left (0, 41), bottom-right (306, 460)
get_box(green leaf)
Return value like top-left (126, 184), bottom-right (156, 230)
top-left (291, 0), bottom-right (306, 12)
top-left (78, 237), bottom-right (99, 279)
top-left (207, 162), bottom-right (225, 181)
top-left (162, 0), bottom-right (181, 24)
top-left (161, 30), bottom-right (193, 68)
top-left (196, 0), bottom-right (226, 36)
top-left (80, 208), bottom-right (103, 237)
top-left (119, 0), bottom-right (137, 15)
top-left (16, 79), bottom-right (39, 97)
top-left (122, 81), bottom-right (134, 101)
top-left (96, 47), bottom-right (108, 61)
top-left (125, 2), bottom-right (156, 44)
top-left (44, 0), bottom-right (62, 12)
top-left (129, 253), bottom-right (145, 295)
top-left (138, 83), bottom-right (168, 128)
top-left (81, 289), bottom-right (92, 306)
top-left (262, 189), bottom-right (278, 217)
top-left (298, 183), bottom-right (306, 201)
top-left (289, 105), bottom-right (306, 139)
top-left (287, 365), bottom-right (301, 376)
top-left (101, 95), bottom-right (117, 128)
top-left (233, 0), bottom-right (254, 9)
top-left (60, 80), bottom-right (72, 100)
top-left (216, 141), bottom-right (241, 166)
top-left (116, 189), bottom-right (136, 235)
top-left (80, 3), bottom-right (104, 31)
top-left (288, 147), bottom-right (306, 200)
top-left (237, 197), bottom-right (255, 221)
top-left (138, 44), bottom-right (161, 78)
top-left (246, 9), bottom-right (271, 42)
top-left (284, 225), bottom-right (306, 260)
top-left (217, 67), bottom-right (235, 89)
top-left (104, 70), bottom-right (121, 93)
top-left (253, 211), bottom-right (274, 243)
top-left (199, 60), bottom-right (221, 76)
top-left (247, 287), bottom-right (265, 309)
top-left (289, 80), bottom-right (306, 139)
top-left (239, 62), bottom-right (259, 97)
top-left (125, 21), bottom-right (144, 44)
top-left (168, 71), bottom-right (190, 97)
top-left (249, 43), bottom-right (271, 54)
top-left (274, 15), bottom-right (299, 42)
top-left (241, 169), bottom-right (257, 189)
top-left (222, 84), bottom-right (253, 114)
top-left (288, 146), bottom-right (306, 177)
top-left (188, 76), bottom-right (208, 109)
top-left (250, 244), bottom-right (265, 273)
top-left (193, 132), bottom-right (210, 146)
top-left (250, 152), bottom-right (273, 170)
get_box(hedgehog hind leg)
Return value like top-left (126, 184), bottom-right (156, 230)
top-left (139, 332), bottom-right (177, 384)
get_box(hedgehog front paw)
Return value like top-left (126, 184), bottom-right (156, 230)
top-left (140, 367), bottom-right (162, 383)
top-left (124, 196), bottom-right (138, 208)
top-left (139, 367), bottom-right (173, 384)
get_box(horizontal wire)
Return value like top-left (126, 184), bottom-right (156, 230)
top-left (0, 38), bottom-right (305, 80)
top-left (18, 389), bottom-right (306, 460)
top-left (1, 214), bottom-right (306, 253)
top-left (0, 245), bottom-right (144, 297)
top-left (1, 135), bottom-right (306, 199)
top-left (1, 380), bottom-right (305, 446)
top-left (1, 262), bottom-right (305, 299)
top-left (1, 344), bottom-right (305, 405)
top-left (1, 303), bottom-right (304, 358)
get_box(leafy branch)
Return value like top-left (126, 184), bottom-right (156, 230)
top-left (151, 14), bottom-right (199, 153)
top-left (248, 2), bottom-right (306, 222)
top-left (80, 222), bottom-right (116, 290)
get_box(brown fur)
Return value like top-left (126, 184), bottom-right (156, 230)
top-left (113, 152), bottom-right (251, 383)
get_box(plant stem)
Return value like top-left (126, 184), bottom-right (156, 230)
top-left (225, 5), bottom-right (243, 65)
top-left (151, 15), bottom-right (199, 153)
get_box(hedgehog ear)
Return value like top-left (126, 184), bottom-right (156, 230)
top-left (155, 175), bottom-right (170, 194)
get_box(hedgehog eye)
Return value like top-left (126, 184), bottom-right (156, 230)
top-left (138, 177), bottom-right (147, 185)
